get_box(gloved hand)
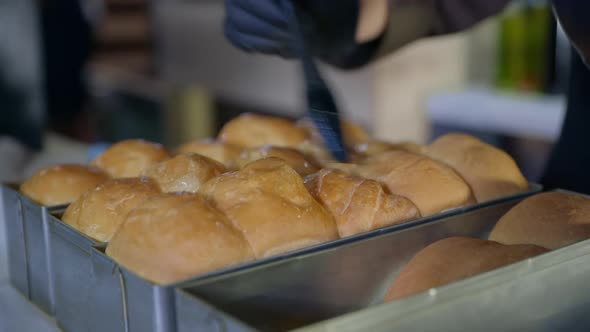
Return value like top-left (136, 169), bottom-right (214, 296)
top-left (553, 0), bottom-right (590, 66)
top-left (224, 0), bottom-right (382, 68)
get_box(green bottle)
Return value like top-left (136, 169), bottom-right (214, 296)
top-left (496, 0), bottom-right (552, 92)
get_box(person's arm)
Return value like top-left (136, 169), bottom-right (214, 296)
top-left (356, 0), bottom-right (511, 61)
top-left (224, 0), bottom-right (511, 69)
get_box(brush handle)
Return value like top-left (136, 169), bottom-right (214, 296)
top-left (283, 1), bottom-right (323, 86)
top-left (283, 0), bottom-right (348, 162)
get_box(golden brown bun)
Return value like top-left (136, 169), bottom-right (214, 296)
top-left (350, 140), bottom-right (426, 162)
top-left (219, 113), bottom-right (309, 149)
top-left (62, 177), bottom-right (161, 242)
top-left (20, 164), bottom-right (109, 206)
top-left (142, 153), bottom-right (225, 193)
top-left (297, 140), bottom-right (335, 165)
top-left (201, 158), bottom-right (339, 258)
top-left (305, 169), bottom-right (420, 237)
top-left (356, 150), bottom-right (475, 216)
top-left (106, 193), bottom-right (255, 284)
top-left (384, 237), bottom-right (548, 302)
top-left (323, 162), bottom-right (358, 174)
top-left (236, 145), bottom-right (321, 176)
top-left (296, 117), bottom-right (370, 148)
top-left (91, 139), bottom-right (170, 178)
top-left (426, 133), bottom-right (528, 202)
top-left (175, 139), bottom-right (242, 169)
top-left (341, 120), bottom-right (370, 147)
top-left (489, 192), bottom-right (590, 249)
top-left (296, 117), bottom-right (371, 164)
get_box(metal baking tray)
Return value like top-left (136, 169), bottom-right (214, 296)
top-left (89, 248), bottom-right (125, 332)
top-left (0, 186), bottom-right (26, 297)
top-left (0, 183), bottom-right (165, 332)
top-left (297, 236), bottom-right (590, 332)
top-left (0, 184), bottom-right (62, 315)
top-left (47, 210), bottom-right (119, 332)
top-left (177, 189), bottom-right (543, 331)
top-left (89, 250), bottom-right (178, 332)
top-left (87, 186), bottom-right (541, 332)
top-left (1, 183), bottom-right (541, 332)
top-left (175, 289), bottom-right (254, 332)
top-left (118, 265), bottom-right (177, 332)
top-left (8, 193), bottom-right (177, 332)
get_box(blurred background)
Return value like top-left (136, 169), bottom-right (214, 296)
top-left (0, 0), bottom-right (569, 182)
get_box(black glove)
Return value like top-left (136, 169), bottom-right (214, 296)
top-left (553, 0), bottom-right (590, 67)
top-left (224, 0), bottom-right (382, 68)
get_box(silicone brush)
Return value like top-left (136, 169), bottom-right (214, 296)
top-left (283, 0), bottom-right (348, 162)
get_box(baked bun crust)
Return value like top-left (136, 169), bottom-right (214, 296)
top-left (201, 158), bottom-right (339, 258)
top-left (357, 150), bottom-right (475, 216)
top-left (143, 153), bottom-right (225, 193)
top-left (20, 164), bottom-right (109, 206)
top-left (236, 145), bottom-right (321, 176)
top-left (62, 177), bottom-right (161, 242)
top-left (106, 193), bottom-right (255, 284)
top-left (305, 169), bottom-right (420, 237)
top-left (426, 133), bottom-right (528, 202)
top-left (489, 192), bottom-right (590, 249)
top-left (385, 237), bottom-right (548, 301)
top-left (175, 139), bottom-right (242, 169)
top-left (91, 139), bottom-right (169, 178)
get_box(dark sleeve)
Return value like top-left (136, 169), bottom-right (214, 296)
top-left (374, 0), bottom-right (511, 58)
top-left (541, 51), bottom-right (590, 194)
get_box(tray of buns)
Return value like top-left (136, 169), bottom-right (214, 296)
top-left (296, 230), bottom-right (590, 332)
top-left (1, 113), bottom-right (549, 332)
top-left (177, 190), bottom-right (590, 331)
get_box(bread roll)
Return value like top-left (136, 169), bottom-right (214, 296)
top-left (62, 177), bottom-right (161, 242)
top-left (350, 140), bottom-right (426, 162)
top-left (20, 164), bottom-right (109, 206)
top-left (489, 192), bottom-right (590, 249)
top-left (297, 140), bottom-right (335, 165)
top-left (142, 153), bottom-right (225, 193)
top-left (305, 169), bottom-right (420, 237)
top-left (106, 193), bottom-right (255, 284)
top-left (296, 117), bottom-right (370, 163)
top-left (236, 145), bottom-right (321, 176)
top-left (296, 117), bottom-right (370, 148)
top-left (426, 133), bottom-right (528, 202)
top-left (219, 114), bottom-right (340, 163)
top-left (341, 120), bottom-right (370, 147)
top-left (384, 237), bottom-right (548, 302)
top-left (175, 139), bottom-right (242, 169)
top-left (91, 139), bottom-right (169, 178)
top-left (219, 113), bottom-right (309, 149)
top-left (323, 162), bottom-right (358, 174)
top-left (357, 150), bottom-right (475, 216)
top-left (201, 158), bottom-right (339, 258)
